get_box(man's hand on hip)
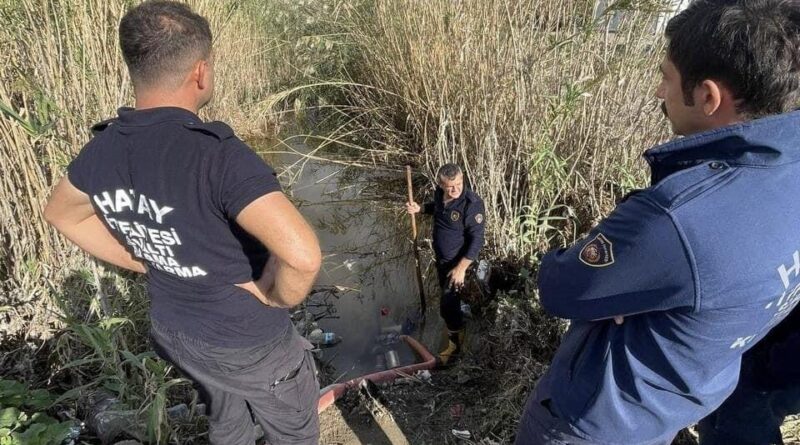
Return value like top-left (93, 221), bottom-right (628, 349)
top-left (236, 191), bottom-right (321, 308)
top-left (44, 176), bottom-right (147, 274)
top-left (235, 255), bottom-right (278, 306)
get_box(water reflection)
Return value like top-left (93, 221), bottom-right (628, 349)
top-left (256, 138), bottom-right (428, 381)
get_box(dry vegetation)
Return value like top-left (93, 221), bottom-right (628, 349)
top-left (0, 0), bottom-right (682, 443)
top-left (307, 0), bottom-right (672, 260)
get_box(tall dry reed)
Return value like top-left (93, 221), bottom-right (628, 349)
top-left (316, 0), bottom-right (675, 261)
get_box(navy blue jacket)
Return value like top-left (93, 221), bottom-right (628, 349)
top-left (422, 187), bottom-right (485, 263)
top-left (532, 110), bottom-right (800, 444)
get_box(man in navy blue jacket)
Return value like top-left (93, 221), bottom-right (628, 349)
top-left (406, 163), bottom-right (485, 365)
top-left (516, 1), bottom-right (800, 444)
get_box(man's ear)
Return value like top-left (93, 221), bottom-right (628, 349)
top-left (696, 79), bottom-right (724, 116)
top-left (195, 60), bottom-right (209, 90)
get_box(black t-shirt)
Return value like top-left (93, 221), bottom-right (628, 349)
top-left (68, 107), bottom-right (289, 347)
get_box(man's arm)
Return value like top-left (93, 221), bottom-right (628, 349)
top-left (537, 194), bottom-right (695, 321)
top-left (44, 177), bottom-right (146, 273)
top-left (235, 191), bottom-right (321, 308)
top-left (406, 201), bottom-right (434, 215)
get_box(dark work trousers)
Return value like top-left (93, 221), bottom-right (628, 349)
top-left (697, 357), bottom-right (800, 445)
top-left (436, 259), bottom-right (467, 331)
top-left (150, 320), bottom-right (319, 445)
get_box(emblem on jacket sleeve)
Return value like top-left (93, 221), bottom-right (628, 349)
top-left (475, 213), bottom-right (484, 224)
top-left (579, 233), bottom-right (614, 267)
top-left (451, 211), bottom-right (461, 221)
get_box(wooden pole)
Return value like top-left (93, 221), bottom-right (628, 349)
top-left (406, 165), bottom-right (427, 318)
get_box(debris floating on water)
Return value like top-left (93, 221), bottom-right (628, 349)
top-left (415, 369), bottom-right (432, 382)
top-left (452, 429), bottom-right (472, 440)
top-left (385, 350), bottom-right (401, 368)
top-left (307, 328), bottom-right (342, 346)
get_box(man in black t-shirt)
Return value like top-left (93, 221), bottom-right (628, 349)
top-left (44, 2), bottom-right (322, 444)
top-left (406, 163), bottom-right (485, 365)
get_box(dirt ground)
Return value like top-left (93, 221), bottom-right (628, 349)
top-left (317, 367), bottom-right (800, 445)
top-left (315, 306), bottom-right (800, 445)
top-left (315, 291), bottom-right (556, 445)
top-left (6, 290), bottom-right (800, 445)
top-left (318, 364), bottom-right (508, 445)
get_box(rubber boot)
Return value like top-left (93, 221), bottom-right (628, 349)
top-left (436, 328), bottom-right (465, 367)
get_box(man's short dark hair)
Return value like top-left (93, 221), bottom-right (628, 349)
top-left (665, 0), bottom-right (800, 118)
top-left (437, 164), bottom-right (462, 182)
top-left (119, 1), bottom-right (212, 88)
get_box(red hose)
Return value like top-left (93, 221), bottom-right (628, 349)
top-left (317, 335), bottom-right (436, 413)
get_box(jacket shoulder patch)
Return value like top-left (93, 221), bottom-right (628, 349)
top-left (579, 233), bottom-right (614, 267)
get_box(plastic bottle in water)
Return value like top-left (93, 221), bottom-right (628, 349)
top-left (307, 328), bottom-right (342, 347)
top-left (376, 332), bottom-right (400, 346)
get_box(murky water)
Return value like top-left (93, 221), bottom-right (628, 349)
top-left (256, 137), bottom-right (434, 381)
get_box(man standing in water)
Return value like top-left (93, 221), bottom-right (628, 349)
top-left (406, 163), bottom-right (486, 366)
top-left (516, 0), bottom-right (800, 443)
top-left (43, 2), bottom-right (322, 444)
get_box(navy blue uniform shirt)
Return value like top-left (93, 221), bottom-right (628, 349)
top-left (422, 187), bottom-right (485, 264)
top-left (68, 107), bottom-right (289, 347)
top-left (531, 110), bottom-right (800, 444)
